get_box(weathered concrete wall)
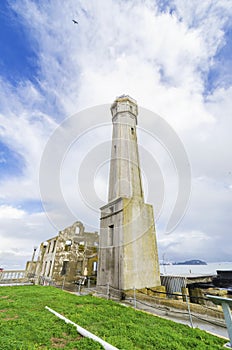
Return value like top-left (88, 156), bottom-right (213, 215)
top-left (35, 221), bottom-right (98, 287)
top-left (125, 289), bottom-right (224, 320)
top-left (122, 198), bottom-right (160, 290)
top-left (108, 96), bottom-right (143, 202)
top-left (97, 198), bottom-right (124, 289)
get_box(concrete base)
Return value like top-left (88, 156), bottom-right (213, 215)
top-left (97, 197), bottom-right (160, 292)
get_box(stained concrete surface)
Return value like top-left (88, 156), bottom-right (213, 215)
top-left (123, 297), bottom-right (229, 341)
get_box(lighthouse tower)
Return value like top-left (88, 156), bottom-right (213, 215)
top-left (97, 95), bottom-right (160, 293)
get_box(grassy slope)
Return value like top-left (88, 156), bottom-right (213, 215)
top-left (0, 285), bottom-right (226, 350)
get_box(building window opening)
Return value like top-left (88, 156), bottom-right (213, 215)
top-left (52, 240), bottom-right (56, 253)
top-left (47, 242), bottom-right (51, 253)
top-left (77, 261), bottom-right (82, 274)
top-left (79, 242), bottom-right (85, 252)
top-left (43, 261), bottom-right (47, 275)
top-left (108, 224), bottom-right (114, 246)
top-left (43, 261), bottom-right (47, 276)
top-left (65, 240), bottom-right (72, 252)
top-left (131, 127), bottom-right (134, 135)
top-left (48, 260), bottom-right (52, 277)
top-left (61, 261), bottom-right (69, 275)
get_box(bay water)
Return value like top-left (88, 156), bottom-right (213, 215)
top-left (160, 262), bottom-right (232, 276)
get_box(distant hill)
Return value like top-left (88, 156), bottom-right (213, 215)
top-left (173, 259), bottom-right (207, 265)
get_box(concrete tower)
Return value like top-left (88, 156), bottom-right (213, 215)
top-left (97, 95), bottom-right (160, 294)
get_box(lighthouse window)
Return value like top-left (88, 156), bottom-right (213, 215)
top-left (131, 127), bottom-right (134, 135)
top-left (93, 261), bottom-right (97, 272)
top-left (108, 224), bottom-right (114, 246)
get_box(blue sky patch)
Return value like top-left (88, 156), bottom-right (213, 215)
top-left (19, 199), bottom-right (44, 214)
top-left (206, 26), bottom-right (232, 93)
top-left (0, 141), bottom-right (25, 179)
top-left (157, 0), bottom-right (176, 15)
top-left (0, 2), bottom-right (39, 86)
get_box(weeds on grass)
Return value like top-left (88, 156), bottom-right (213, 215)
top-left (0, 286), bottom-right (226, 349)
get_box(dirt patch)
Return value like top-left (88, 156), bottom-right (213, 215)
top-left (50, 334), bottom-right (82, 348)
top-left (0, 309), bottom-right (7, 312)
top-left (0, 295), bottom-right (14, 302)
top-left (51, 337), bottom-right (68, 348)
top-left (4, 315), bottom-right (18, 321)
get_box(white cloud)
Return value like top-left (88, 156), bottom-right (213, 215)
top-left (0, 208), bottom-right (57, 269)
top-left (0, 205), bottom-right (25, 219)
top-left (158, 229), bottom-right (226, 262)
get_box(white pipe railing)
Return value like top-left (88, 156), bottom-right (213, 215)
top-left (45, 306), bottom-right (119, 350)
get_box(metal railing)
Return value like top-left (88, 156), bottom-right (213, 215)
top-left (0, 270), bottom-right (27, 282)
top-left (207, 295), bottom-right (232, 348)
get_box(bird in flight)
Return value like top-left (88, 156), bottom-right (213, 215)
top-left (72, 19), bottom-right (78, 24)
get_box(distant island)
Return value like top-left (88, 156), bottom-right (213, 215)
top-left (173, 259), bottom-right (207, 265)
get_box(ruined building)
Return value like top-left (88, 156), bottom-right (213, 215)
top-left (97, 95), bottom-right (161, 294)
top-left (30, 221), bottom-right (98, 289)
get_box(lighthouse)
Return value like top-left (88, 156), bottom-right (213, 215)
top-left (97, 95), bottom-right (160, 294)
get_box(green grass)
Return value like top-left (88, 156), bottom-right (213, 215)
top-left (0, 285), bottom-right (226, 349)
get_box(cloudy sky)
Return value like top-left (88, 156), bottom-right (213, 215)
top-left (0, 0), bottom-right (231, 269)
